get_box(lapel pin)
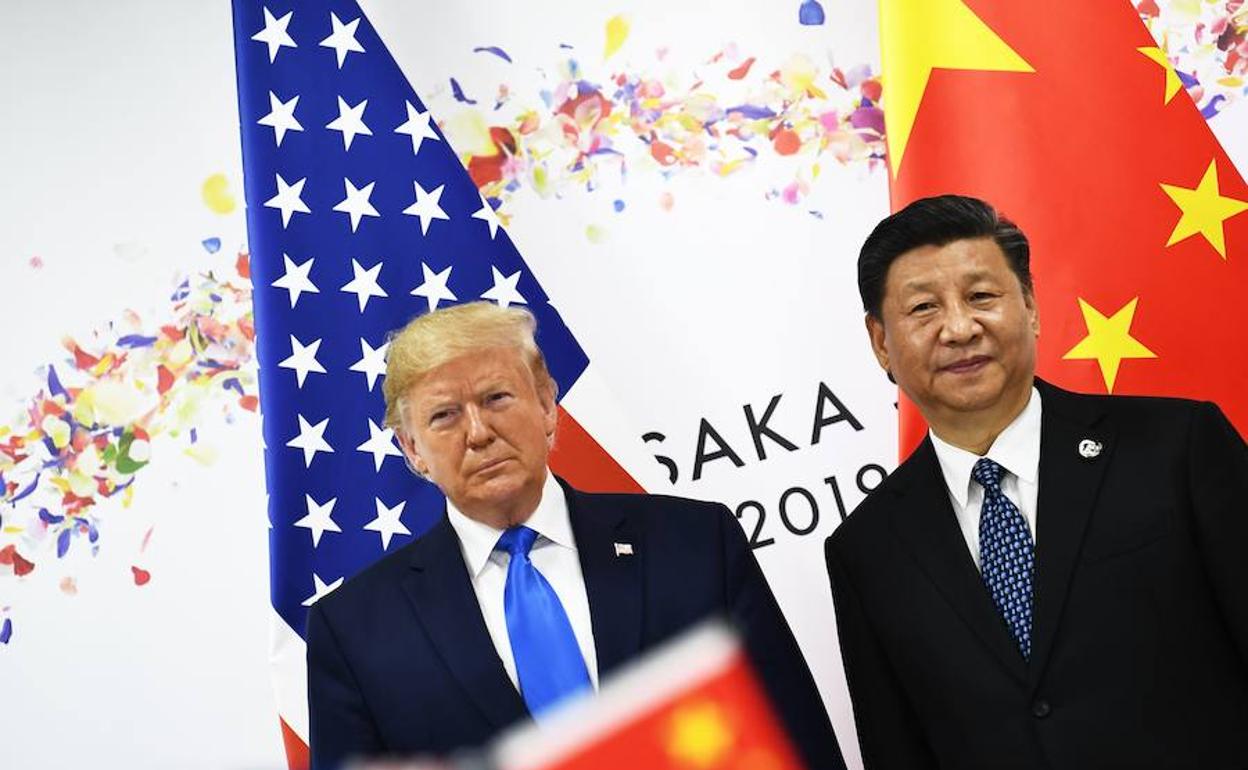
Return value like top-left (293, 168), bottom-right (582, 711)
top-left (614, 542), bottom-right (634, 557)
top-left (1078, 438), bottom-right (1103, 459)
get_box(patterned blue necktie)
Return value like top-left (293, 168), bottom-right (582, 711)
top-left (495, 525), bottom-right (592, 715)
top-left (973, 458), bottom-right (1035, 660)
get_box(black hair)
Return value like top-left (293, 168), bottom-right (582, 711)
top-left (858, 195), bottom-right (1032, 318)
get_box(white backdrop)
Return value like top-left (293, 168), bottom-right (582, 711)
top-left (6, 1), bottom-right (1248, 769)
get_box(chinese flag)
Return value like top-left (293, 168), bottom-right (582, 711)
top-left (880, 0), bottom-right (1248, 455)
top-left (493, 625), bottom-right (804, 770)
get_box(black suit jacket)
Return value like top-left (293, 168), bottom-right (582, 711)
top-left (309, 480), bottom-right (843, 770)
top-left (825, 381), bottom-right (1248, 769)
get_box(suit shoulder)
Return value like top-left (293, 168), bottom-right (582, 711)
top-left (572, 488), bottom-right (728, 519)
top-left (312, 533), bottom-right (421, 618)
top-left (827, 453), bottom-right (916, 554)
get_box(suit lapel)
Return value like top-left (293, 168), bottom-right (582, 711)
top-left (400, 514), bottom-right (528, 729)
top-left (563, 481), bottom-right (643, 680)
top-left (889, 438), bottom-right (1030, 684)
top-left (1027, 381), bottom-right (1112, 686)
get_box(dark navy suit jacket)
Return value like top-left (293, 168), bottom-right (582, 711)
top-left (827, 381), bottom-right (1248, 769)
top-left (308, 481), bottom-right (843, 770)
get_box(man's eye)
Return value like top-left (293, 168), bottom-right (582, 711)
top-left (487, 391), bottom-right (512, 404)
top-left (429, 409), bottom-right (454, 425)
top-left (909, 302), bottom-right (935, 314)
top-left (970, 292), bottom-right (997, 303)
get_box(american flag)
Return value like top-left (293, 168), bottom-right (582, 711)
top-left (231, 1), bottom-right (639, 765)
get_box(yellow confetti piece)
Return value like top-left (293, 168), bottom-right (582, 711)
top-left (183, 444), bottom-right (219, 465)
top-left (585, 224), bottom-right (608, 243)
top-left (443, 110), bottom-right (497, 157)
top-left (4, 525), bottom-right (24, 534)
top-left (123, 485), bottom-right (135, 508)
top-left (42, 415), bottom-right (71, 449)
top-left (1217, 76), bottom-right (1243, 87)
top-left (604, 14), bottom-right (629, 60)
top-left (201, 173), bottom-right (236, 215)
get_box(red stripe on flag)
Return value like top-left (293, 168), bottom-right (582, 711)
top-left (550, 406), bottom-right (644, 493)
top-left (279, 717), bottom-right (309, 770)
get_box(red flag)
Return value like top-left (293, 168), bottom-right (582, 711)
top-left (880, 0), bottom-right (1248, 454)
top-left (492, 625), bottom-right (804, 770)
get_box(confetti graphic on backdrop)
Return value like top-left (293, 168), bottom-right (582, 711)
top-left (2, 4), bottom-right (1237, 646)
top-left (423, 19), bottom-right (888, 228)
top-left (1140, 0), bottom-right (1248, 118)
top-left (0, 245), bottom-right (257, 643)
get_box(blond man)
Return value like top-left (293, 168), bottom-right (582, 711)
top-left (306, 302), bottom-right (843, 770)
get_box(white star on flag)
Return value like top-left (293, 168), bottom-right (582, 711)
top-left (252, 7), bottom-right (296, 63)
top-left (326, 96), bottom-right (372, 150)
top-left (302, 573), bottom-right (344, 607)
top-left (410, 262), bottom-right (457, 311)
top-left (293, 494), bottom-right (340, 547)
top-left (279, 334), bottom-right (327, 387)
top-left (364, 498), bottom-right (410, 550)
top-left (257, 91), bottom-right (302, 146)
top-left (340, 259), bottom-right (387, 311)
top-left (357, 419), bottom-right (403, 471)
top-left (402, 181), bottom-right (450, 235)
top-left (471, 196), bottom-right (502, 239)
top-left (395, 101), bottom-right (439, 156)
top-left (319, 12), bottom-right (365, 68)
top-left (265, 173), bottom-right (311, 228)
top-left (480, 266), bottom-right (527, 308)
top-left (287, 414), bottom-right (334, 467)
top-left (349, 338), bottom-right (389, 391)
top-left (333, 178), bottom-right (380, 232)
top-left (271, 253), bottom-right (319, 308)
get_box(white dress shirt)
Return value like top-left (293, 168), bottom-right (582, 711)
top-left (445, 471), bottom-right (600, 691)
top-left (929, 387), bottom-right (1041, 571)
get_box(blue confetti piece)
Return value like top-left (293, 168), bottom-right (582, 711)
top-left (190, 428), bottom-right (199, 444)
top-left (473, 46), bottom-right (513, 63)
top-left (11, 472), bottom-right (40, 504)
top-left (170, 279), bottom-right (191, 302)
top-left (726, 104), bottom-right (777, 120)
top-left (47, 365), bottom-right (66, 397)
top-left (0, 619), bottom-right (11, 645)
top-left (88, 522), bottom-right (99, 543)
top-left (1178, 70), bottom-right (1199, 89)
top-left (799, 0), bottom-right (826, 25)
top-left (222, 377), bottom-right (244, 395)
top-left (613, 200), bottom-right (626, 213)
top-left (202, 237), bottom-right (222, 253)
top-left (450, 78), bottom-right (477, 105)
top-left (1201, 94), bottom-right (1226, 119)
top-left (559, 43), bottom-right (574, 50)
top-left (808, 210), bottom-right (825, 219)
top-left (117, 334), bottom-right (158, 348)
top-left (39, 508), bottom-right (65, 525)
top-left (56, 528), bottom-right (71, 558)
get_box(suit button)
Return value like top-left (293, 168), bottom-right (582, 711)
top-left (1032, 699), bottom-right (1052, 719)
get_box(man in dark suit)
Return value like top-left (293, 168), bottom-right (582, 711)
top-left (826, 195), bottom-right (1248, 768)
top-left (307, 301), bottom-right (842, 770)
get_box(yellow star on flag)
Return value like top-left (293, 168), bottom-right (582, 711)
top-left (1160, 159), bottom-right (1248, 259)
top-left (1137, 46), bottom-right (1183, 105)
top-left (880, 0), bottom-right (1034, 177)
top-left (1063, 297), bottom-right (1157, 392)
top-left (665, 701), bottom-right (735, 768)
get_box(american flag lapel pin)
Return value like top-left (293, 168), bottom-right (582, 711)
top-left (614, 542), bottom-right (634, 557)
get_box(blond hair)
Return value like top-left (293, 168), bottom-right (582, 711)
top-left (383, 301), bottom-right (554, 433)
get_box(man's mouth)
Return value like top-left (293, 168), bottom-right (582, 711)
top-left (941, 355), bottom-right (991, 374)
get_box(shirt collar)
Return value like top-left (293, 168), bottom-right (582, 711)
top-left (445, 471), bottom-right (573, 578)
top-left (929, 386), bottom-right (1042, 507)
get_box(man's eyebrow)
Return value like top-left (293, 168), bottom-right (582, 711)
top-left (898, 271), bottom-right (998, 292)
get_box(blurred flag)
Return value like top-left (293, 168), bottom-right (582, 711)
top-left (880, 0), bottom-right (1248, 454)
top-left (229, 1), bottom-right (641, 766)
top-left (491, 623), bottom-right (805, 770)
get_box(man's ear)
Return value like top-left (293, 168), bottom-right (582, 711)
top-left (397, 429), bottom-right (430, 477)
top-left (538, 375), bottom-right (559, 444)
top-left (865, 312), bottom-right (891, 374)
top-left (1025, 289), bottom-right (1040, 339)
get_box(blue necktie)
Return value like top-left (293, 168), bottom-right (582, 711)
top-left (495, 526), bottom-right (592, 715)
top-left (973, 458), bottom-right (1035, 660)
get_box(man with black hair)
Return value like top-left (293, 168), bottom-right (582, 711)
top-left (826, 194), bottom-right (1248, 768)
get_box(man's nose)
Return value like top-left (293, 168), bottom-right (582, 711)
top-left (939, 301), bottom-right (982, 345)
top-left (464, 405), bottom-right (495, 448)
